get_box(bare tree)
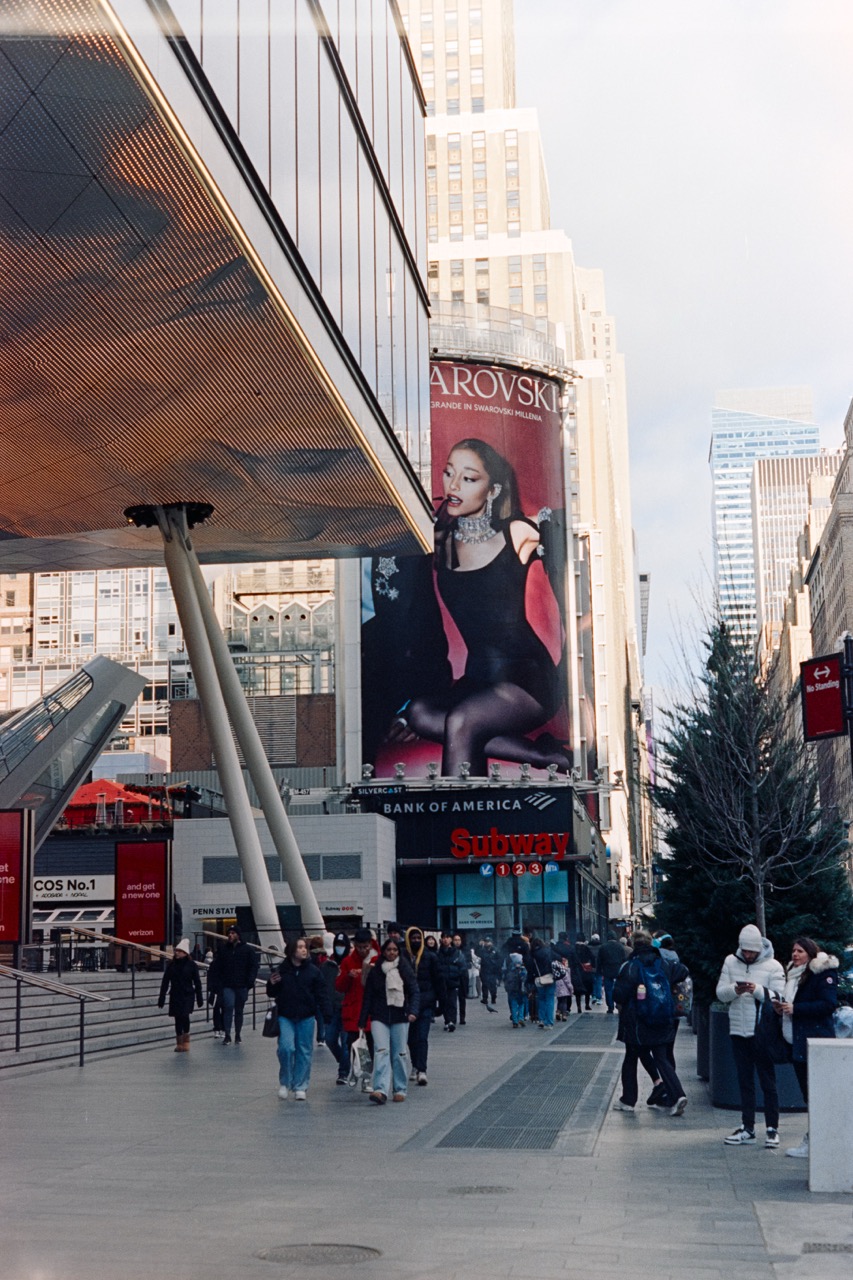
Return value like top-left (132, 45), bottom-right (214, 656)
top-left (656, 620), bottom-right (844, 936)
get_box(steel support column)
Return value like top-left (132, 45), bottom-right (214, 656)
top-left (157, 507), bottom-right (285, 953)
top-left (181, 529), bottom-right (325, 934)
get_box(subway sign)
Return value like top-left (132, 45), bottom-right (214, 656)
top-left (353, 787), bottom-right (573, 861)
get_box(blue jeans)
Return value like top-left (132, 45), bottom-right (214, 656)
top-left (593, 975), bottom-right (603, 1002)
top-left (408, 1008), bottom-right (433, 1073)
top-left (604, 977), bottom-right (616, 1012)
top-left (537, 982), bottom-right (556, 1026)
top-left (277, 1016), bottom-right (315, 1090)
top-left (221, 986), bottom-right (249, 1037)
top-left (508, 991), bottom-right (526, 1024)
top-left (371, 1020), bottom-right (409, 1097)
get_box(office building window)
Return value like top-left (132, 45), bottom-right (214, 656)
top-left (508, 286), bottom-right (523, 308)
top-left (506, 190), bottom-right (520, 208)
top-left (422, 71), bottom-right (435, 89)
top-left (471, 67), bottom-right (484, 85)
top-left (472, 98), bottom-right (484, 113)
top-left (470, 6), bottom-right (482, 22)
top-left (446, 40), bottom-right (458, 55)
top-left (449, 225), bottom-right (463, 240)
top-left (507, 219), bottom-right (521, 237)
top-left (470, 38), bottom-right (483, 55)
top-left (421, 42), bottom-right (434, 61)
top-left (447, 98), bottom-right (460, 114)
top-left (473, 222), bottom-right (488, 239)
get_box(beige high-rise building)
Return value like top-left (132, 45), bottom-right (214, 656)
top-left (752, 450), bottom-right (843, 662)
top-left (400, 0), bottom-right (649, 919)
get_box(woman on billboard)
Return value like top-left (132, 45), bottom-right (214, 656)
top-left (391, 438), bottom-right (568, 776)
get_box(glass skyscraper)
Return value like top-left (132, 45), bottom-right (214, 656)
top-left (710, 389), bottom-right (819, 639)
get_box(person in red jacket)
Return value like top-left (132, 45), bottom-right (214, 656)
top-left (335, 927), bottom-right (379, 1062)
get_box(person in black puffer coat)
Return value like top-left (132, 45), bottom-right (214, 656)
top-left (405, 927), bottom-right (445, 1084)
top-left (267, 937), bottom-right (332, 1100)
top-left (436, 932), bottom-right (468, 1031)
top-left (158, 939), bottom-right (203, 1052)
top-left (208, 925), bottom-right (260, 1046)
top-left (613, 930), bottom-right (689, 1116)
top-left (478, 937), bottom-right (503, 1009)
top-left (359, 937), bottom-right (419, 1103)
top-left (573, 935), bottom-right (595, 1012)
top-left (772, 936), bottom-right (838, 1159)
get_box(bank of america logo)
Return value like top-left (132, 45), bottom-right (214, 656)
top-left (525, 792), bottom-right (557, 811)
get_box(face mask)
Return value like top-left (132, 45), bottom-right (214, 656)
top-left (334, 945), bottom-right (346, 956)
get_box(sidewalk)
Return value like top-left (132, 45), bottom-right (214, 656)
top-left (2, 1002), bottom-right (851, 1280)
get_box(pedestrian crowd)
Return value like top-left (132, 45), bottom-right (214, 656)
top-left (157, 917), bottom-right (846, 1168)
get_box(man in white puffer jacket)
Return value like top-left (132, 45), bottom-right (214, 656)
top-left (716, 923), bottom-right (785, 1148)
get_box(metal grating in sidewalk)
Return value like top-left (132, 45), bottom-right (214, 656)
top-left (436, 1050), bottom-right (602, 1150)
top-left (554, 1015), bottom-right (619, 1047)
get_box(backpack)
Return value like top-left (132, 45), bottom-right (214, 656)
top-left (633, 957), bottom-right (675, 1027)
top-left (504, 958), bottom-right (526, 994)
top-left (551, 959), bottom-right (568, 982)
top-left (673, 974), bottom-right (693, 1019)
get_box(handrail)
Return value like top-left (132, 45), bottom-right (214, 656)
top-left (0, 965), bottom-right (110, 1003)
top-left (62, 925), bottom-right (192, 967)
top-left (201, 928), bottom-right (283, 961)
top-left (0, 963), bottom-right (109, 1066)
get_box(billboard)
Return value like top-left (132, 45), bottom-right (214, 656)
top-left (0, 810), bottom-right (33, 946)
top-left (362, 359), bottom-right (569, 779)
top-left (114, 840), bottom-right (170, 945)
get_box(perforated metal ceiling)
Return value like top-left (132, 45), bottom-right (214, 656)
top-left (0, 0), bottom-right (430, 569)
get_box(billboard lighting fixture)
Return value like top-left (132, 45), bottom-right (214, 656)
top-left (361, 763), bottom-right (374, 779)
top-left (458, 761), bottom-right (471, 779)
top-left (394, 762), bottom-right (406, 780)
top-left (570, 766), bottom-right (582, 782)
top-left (426, 762), bottom-right (439, 780)
top-left (547, 763), bottom-right (559, 781)
top-left (519, 763), bottom-right (531, 782)
top-left (489, 762), bottom-right (501, 780)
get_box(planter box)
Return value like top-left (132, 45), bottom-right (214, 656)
top-left (709, 1004), bottom-right (805, 1111)
top-left (694, 1001), bottom-right (710, 1080)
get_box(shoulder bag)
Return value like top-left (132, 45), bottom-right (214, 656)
top-left (754, 991), bottom-right (789, 1064)
top-left (262, 1002), bottom-right (279, 1039)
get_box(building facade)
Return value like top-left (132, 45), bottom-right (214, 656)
top-left (710, 387), bottom-right (819, 640)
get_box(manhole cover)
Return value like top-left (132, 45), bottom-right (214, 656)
top-left (451, 1185), bottom-right (511, 1196)
top-left (803, 1243), bottom-right (853, 1254)
top-left (257, 1245), bottom-right (382, 1265)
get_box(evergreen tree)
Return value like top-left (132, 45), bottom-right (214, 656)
top-left (654, 621), bottom-right (853, 1001)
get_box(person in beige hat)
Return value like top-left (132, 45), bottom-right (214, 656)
top-left (158, 939), bottom-right (203, 1052)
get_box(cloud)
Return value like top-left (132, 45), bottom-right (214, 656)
top-left (516, 0), bottom-right (853, 688)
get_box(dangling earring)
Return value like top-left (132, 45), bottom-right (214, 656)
top-left (486, 484), bottom-right (502, 522)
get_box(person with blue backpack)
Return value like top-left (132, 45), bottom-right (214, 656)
top-left (612, 929), bottom-right (690, 1116)
top-left (502, 950), bottom-right (528, 1028)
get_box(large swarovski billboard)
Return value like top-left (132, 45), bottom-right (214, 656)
top-left (362, 359), bottom-right (570, 779)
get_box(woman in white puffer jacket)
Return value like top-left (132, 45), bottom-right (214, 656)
top-left (716, 924), bottom-right (786, 1148)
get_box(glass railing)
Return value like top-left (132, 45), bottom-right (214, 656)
top-left (0, 670), bottom-right (94, 782)
top-left (429, 301), bottom-right (566, 370)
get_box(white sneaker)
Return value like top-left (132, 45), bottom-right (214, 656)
top-left (410, 1069), bottom-right (419, 1082)
top-left (670, 1096), bottom-right (688, 1117)
top-left (293, 1089), bottom-right (307, 1101)
top-left (765, 1128), bottom-right (780, 1148)
top-left (613, 1099), bottom-right (636, 1112)
top-left (786, 1134), bottom-right (809, 1159)
top-left (724, 1126), bottom-right (755, 1145)
top-left (417, 1071), bottom-right (428, 1086)
top-left (278, 1086), bottom-right (289, 1099)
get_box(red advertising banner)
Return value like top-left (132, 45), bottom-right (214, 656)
top-left (114, 841), bottom-right (170, 945)
top-left (0, 810), bottom-right (32, 946)
top-left (362, 359), bottom-right (569, 779)
top-left (800, 653), bottom-right (846, 741)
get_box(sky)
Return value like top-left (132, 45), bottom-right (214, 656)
top-left (514, 0), bottom-right (853, 692)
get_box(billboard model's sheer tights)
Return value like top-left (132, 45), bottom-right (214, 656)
top-left (407, 683), bottom-right (569, 777)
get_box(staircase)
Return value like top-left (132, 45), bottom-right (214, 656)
top-left (0, 970), bottom-right (216, 1078)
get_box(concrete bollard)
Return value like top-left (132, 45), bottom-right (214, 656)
top-left (808, 1040), bottom-right (853, 1193)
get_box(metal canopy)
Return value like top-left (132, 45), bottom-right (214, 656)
top-left (0, 0), bottom-right (432, 570)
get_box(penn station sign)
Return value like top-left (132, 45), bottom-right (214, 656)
top-left (354, 787), bottom-right (573, 862)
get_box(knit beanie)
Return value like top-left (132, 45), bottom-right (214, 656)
top-left (738, 924), bottom-right (763, 952)
top-left (175, 938), bottom-right (191, 955)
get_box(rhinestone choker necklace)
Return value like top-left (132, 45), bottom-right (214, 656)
top-left (454, 513), bottom-right (496, 544)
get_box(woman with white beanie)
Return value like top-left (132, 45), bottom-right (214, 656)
top-left (716, 923), bottom-right (785, 1147)
top-left (158, 939), bottom-right (204, 1052)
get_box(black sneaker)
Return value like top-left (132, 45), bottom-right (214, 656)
top-left (222, 1034), bottom-right (232, 1045)
top-left (765, 1128), bottom-right (780, 1148)
top-left (234, 1035), bottom-right (242, 1045)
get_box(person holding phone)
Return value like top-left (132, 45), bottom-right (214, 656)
top-left (772, 937), bottom-right (839, 1159)
top-left (716, 924), bottom-right (785, 1148)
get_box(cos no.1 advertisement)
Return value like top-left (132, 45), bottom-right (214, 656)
top-left (362, 359), bottom-right (570, 779)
